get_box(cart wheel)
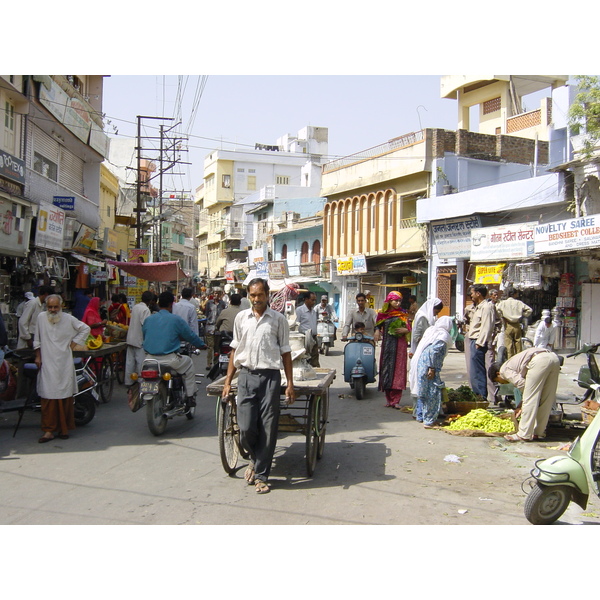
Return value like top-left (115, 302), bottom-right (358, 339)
top-left (317, 391), bottom-right (329, 460)
top-left (114, 351), bottom-right (125, 385)
top-left (305, 395), bottom-right (319, 477)
top-left (98, 355), bottom-right (114, 403)
top-left (218, 397), bottom-right (240, 474)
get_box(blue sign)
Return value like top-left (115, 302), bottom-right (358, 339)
top-left (53, 196), bottom-right (75, 210)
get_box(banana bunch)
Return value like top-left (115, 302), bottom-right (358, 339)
top-left (86, 334), bottom-right (103, 350)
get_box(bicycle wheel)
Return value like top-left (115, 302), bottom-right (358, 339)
top-left (98, 355), bottom-right (114, 403)
top-left (217, 398), bottom-right (239, 474)
top-left (305, 395), bottom-right (319, 477)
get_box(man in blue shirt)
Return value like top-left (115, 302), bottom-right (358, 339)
top-left (142, 291), bottom-right (205, 405)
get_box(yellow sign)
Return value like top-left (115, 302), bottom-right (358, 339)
top-left (475, 263), bottom-right (506, 285)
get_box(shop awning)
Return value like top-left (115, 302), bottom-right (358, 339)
top-left (71, 252), bottom-right (105, 267)
top-left (106, 260), bottom-right (189, 283)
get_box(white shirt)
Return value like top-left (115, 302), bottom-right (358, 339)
top-left (230, 307), bottom-right (291, 371)
top-left (126, 301), bottom-right (151, 348)
top-left (172, 298), bottom-right (199, 335)
top-left (295, 302), bottom-right (318, 336)
top-left (17, 297), bottom-right (44, 348)
top-left (534, 321), bottom-right (556, 349)
top-left (33, 311), bottom-right (90, 399)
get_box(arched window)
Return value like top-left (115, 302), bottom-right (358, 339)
top-left (301, 241), bottom-right (309, 263)
top-left (311, 239), bottom-right (321, 264)
top-left (281, 244), bottom-right (287, 259)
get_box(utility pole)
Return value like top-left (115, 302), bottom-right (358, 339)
top-left (134, 115), bottom-right (175, 249)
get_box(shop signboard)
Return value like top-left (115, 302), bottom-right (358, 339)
top-left (534, 214), bottom-right (600, 254)
top-left (102, 228), bottom-right (118, 258)
top-left (0, 150), bottom-right (25, 185)
top-left (470, 222), bottom-right (537, 261)
top-left (336, 254), bottom-right (367, 276)
top-left (0, 198), bottom-right (30, 256)
top-left (53, 196), bottom-right (75, 210)
top-left (225, 271), bottom-right (235, 282)
top-left (71, 224), bottom-right (96, 254)
top-left (90, 269), bottom-right (108, 283)
top-left (127, 249), bottom-right (148, 288)
top-left (268, 260), bottom-right (289, 278)
top-left (34, 202), bottom-right (65, 252)
top-left (300, 263), bottom-right (320, 277)
top-left (475, 263), bottom-right (506, 285)
top-left (431, 216), bottom-right (481, 259)
top-left (248, 248), bottom-right (268, 277)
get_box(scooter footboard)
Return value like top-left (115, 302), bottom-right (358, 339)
top-left (531, 457), bottom-right (589, 510)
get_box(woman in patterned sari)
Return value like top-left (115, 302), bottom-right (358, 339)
top-left (375, 291), bottom-right (411, 409)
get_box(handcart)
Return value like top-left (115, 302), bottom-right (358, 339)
top-left (73, 341), bottom-right (128, 403)
top-left (206, 368), bottom-right (336, 477)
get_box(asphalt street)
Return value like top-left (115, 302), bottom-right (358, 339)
top-left (0, 343), bottom-right (599, 526)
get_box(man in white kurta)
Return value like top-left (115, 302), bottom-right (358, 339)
top-left (17, 285), bottom-right (53, 349)
top-left (34, 295), bottom-right (90, 443)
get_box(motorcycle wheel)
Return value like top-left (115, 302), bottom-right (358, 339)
top-left (524, 483), bottom-right (571, 525)
top-left (354, 377), bottom-right (366, 400)
top-left (455, 338), bottom-right (464, 352)
top-left (185, 402), bottom-right (196, 420)
top-left (323, 344), bottom-right (330, 357)
top-left (74, 392), bottom-right (96, 426)
top-left (522, 337), bottom-right (534, 350)
top-left (146, 382), bottom-right (168, 436)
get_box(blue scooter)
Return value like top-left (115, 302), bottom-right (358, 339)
top-left (343, 333), bottom-right (377, 399)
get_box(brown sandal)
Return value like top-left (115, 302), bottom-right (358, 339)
top-left (255, 480), bottom-right (270, 494)
top-left (244, 466), bottom-right (255, 485)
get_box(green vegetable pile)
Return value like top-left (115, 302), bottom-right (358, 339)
top-left (445, 409), bottom-right (515, 433)
top-left (446, 385), bottom-right (485, 403)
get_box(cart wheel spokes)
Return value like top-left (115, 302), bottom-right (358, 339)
top-left (305, 394), bottom-right (319, 477)
top-left (218, 397), bottom-right (240, 474)
top-left (317, 392), bottom-right (329, 460)
top-left (98, 355), bottom-right (114, 402)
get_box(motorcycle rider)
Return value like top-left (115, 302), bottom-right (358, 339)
top-left (142, 291), bottom-right (205, 407)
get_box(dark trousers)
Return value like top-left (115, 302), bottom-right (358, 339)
top-left (469, 338), bottom-right (488, 400)
top-left (237, 368), bottom-right (281, 483)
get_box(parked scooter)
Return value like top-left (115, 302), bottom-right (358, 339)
top-left (1, 350), bottom-right (98, 437)
top-left (522, 342), bottom-right (600, 524)
top-left (316, 313), bottom-right (336, 356)
top-left (453, 313), bottom-right (465, 352)
top-left (135, 342), bottom-right (202, 436)
top-left (343, 332), bottom-right (377, 399)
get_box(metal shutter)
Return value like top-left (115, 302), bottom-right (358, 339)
top-left (59, 146), bottom-right (84, 194)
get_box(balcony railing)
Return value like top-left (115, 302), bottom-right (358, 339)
top-left (323, 130), bottom-right (424, 174)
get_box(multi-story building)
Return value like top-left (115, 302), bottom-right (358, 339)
top-left (0, 75), bottom-right (110, 340)
top-left (195, 126), bottom-right (328, 284)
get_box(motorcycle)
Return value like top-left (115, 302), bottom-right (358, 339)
top-left (135, 342), bottom-right (202, 436)
top-left (1, 350), bottom-right (98, 437)
top-left (522, 343), bottom-right (600, 525)
top-left (317, 313), bottom-right (336, 356)
top-left (343, 332), bottom-right (377, 400)
top-left (207, 331), bottom-right (233, 381)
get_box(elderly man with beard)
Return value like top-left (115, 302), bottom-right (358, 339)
top-left (34, 295), bottom-right (90, 443)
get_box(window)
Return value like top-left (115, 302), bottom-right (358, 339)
top-left (301, 241), bottom-right (309, 263)
top-left (276, 175), bottom-right (290, 185)
top-left (237, 168), bottom-right (245, 173)
top-left (4, 101), bottom-right (14, 131)
top-left (249, 168), bottom-right (256, 173)
top-left (247, 175), bottom-right (256, 190)
top-left (281, 244), bottom-right (287, 259)
top-left (483, 96), bottom-right (501, 115)
top-left (222, 174), bottom-right (231, 188)
top-left (33, 152), bottom-right (58, 181)
top-left (311, 239), bottom-right (321, 264)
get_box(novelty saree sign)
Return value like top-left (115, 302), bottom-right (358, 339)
top-left (534, 214), bottom-right (600, 253)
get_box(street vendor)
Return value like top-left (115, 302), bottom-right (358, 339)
top-left (488, 347), bottom-right (560, 442)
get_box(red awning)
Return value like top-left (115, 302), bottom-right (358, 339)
top-left (106, 260), bottom-right (189, 283)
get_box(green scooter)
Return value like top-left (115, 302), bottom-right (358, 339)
top-left (523, 343), bottom-right (600, 525)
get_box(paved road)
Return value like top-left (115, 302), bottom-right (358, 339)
top-left (1, 344), bottom-right (598, 525)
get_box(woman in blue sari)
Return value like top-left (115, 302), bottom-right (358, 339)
top-left (409, 316), bottom-right (454, 428)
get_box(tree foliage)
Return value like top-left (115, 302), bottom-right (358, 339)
top-left (569, 75), bottom-right (600, 158)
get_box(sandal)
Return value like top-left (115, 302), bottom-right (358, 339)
top-left (504, 433), bottom-right (530, 442)
top-left (255, 480), bottom-right (270, 494)
top-left (244, 466), bottom-right (255, 485)
top-left (38, 435), bottom-right (54, 443)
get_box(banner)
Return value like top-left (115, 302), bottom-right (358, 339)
top-left (336, 254), bottom-right (367, 276)
top-left (475, 263), bottom-right (506, 285)
top-left (534, 214), bottom-right (600, 254)
top-left (34, 202), bottom-right (65, 251)
top-left (470, 222), bottom-right (537, 261)
top-left (268, 260), bottom-right (289, 278)
top-left (431, 216), bottom-right (481, 259)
